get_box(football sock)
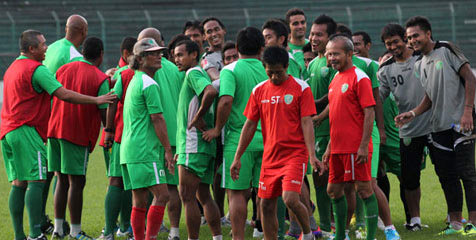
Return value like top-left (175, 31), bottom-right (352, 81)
top-left (54, 218), bottom-right (64, 236)
top-left (288, 219), bottom-right (301, 235)
top-left (145, 205), bottom-right (165, 240)
top-left (9, 185), bottom-right (26, 240)
top-left (104, 185), bottom-right (122, 235)
top-left (400, 184), bottom-right (411, 224)
top-left (331, 195), bottom-right (347, 240)
top-left (302, 232), bottom-right (313, 240)
top-left (255, 219), bottom-right (263, 232)
top-left (310, 215), bottom-right (318, 231)
top-left (41, 172), bottom-right (54, 226)
top-left (316, 185), bottom-right (332, 232)
top-left (170, 227), bottom-right (180, 237)
top-left (277, 197), bottom-right (286, 239)
top-left (363, 194), bottom-right (379, 240)
top-left (120, 189), bottom-right (132, 231)
top-left (70, 224), bottom-right (81, 237)
top-left (410, 217), bottom-right (421, 225)
top-left (355, 196), bottom-right (365, 227)
top-left (212, 235), bottom-right (223, 240)
top-left (131, 207), bottom-right (147, 240)
top-left (26, 182), bottom-right (44, 238)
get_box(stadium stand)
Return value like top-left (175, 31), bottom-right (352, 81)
top-left (1, 0), bottom-right (476, 78)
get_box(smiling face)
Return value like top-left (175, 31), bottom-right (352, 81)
top-left (406, 25), bottom-right (431, 53)
top-left (352, 34), bottom-right (370, 58)
top-left (31, 34), bottom-right (48, 62)
top-left (174, 44), bottom-right (197, 71)
top-left (325, 40), bottom-right (352, 72)
top-left (203, 20), bottom-right (226, 50)
top-left (384, 35), bottom-right (407, 59)
top-left (223, 48), bottom-right (238, 66)
top-left (309, 24), bottom-right (329, 54)
top-left (263, 28), bottom-right (282, 47)
top-left (185, 28), bottom-right (204, 50)
top-left (289, 14), bottom-right (306, 40)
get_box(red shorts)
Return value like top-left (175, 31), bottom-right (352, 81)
top-left (328, 153), bottom-right (372, 184)
top-left (258, 161), bottom-right (307, 199)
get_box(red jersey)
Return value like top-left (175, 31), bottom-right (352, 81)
top-left (244, 75), bottom-right (316, 168)
top-left (1, 58), bottom-right (50, 141)
top-left (328, 66), bottom-right (375, 154)
top-left (113, 68), bottom-right (135, 143)
top-left (47, 60), bottom-right (108, 151)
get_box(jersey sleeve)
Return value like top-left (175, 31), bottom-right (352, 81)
top-left (144, 83), bottom-right (163, 115)
top-left (287, 58), bottom-right (302, 79)
top-left (218, 69), bottom-right (236, 98)
top-left (188, 70), bottom-right (211, 96)
top-left (113, 77), bottom-right (124, 100)
top-left (201, 53), bottom-right (220, 71)
top-left (356, 77), bottom-right (376, 109)
top-left (300, 86), bottom-right (317, 117)
top-left (97, 79), bottom-right (110, 109)
top-left (32, 65), bottom-right (63, 95)
top-left (243, 91), bottom-right (260, 122)
top-left (369, 61), bottom-right (380, 88)
top-left (377, 68), bottom-right (390, 100)
top-left (445, 42), bottom-right (469, 73)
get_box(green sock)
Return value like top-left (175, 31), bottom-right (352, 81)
top-left (331, 196), bottom-right (347, 240)
top-left (10, 185), bottom-right (26, 240)
top-left (105, 185), bottom-right (123, 235)
top-left (277, 197), bottom-right (286, 240)
top-left (316, 185), bottom-right (332, 232)
top-left (355, 195), bottom-right (365, 227)
top-left (26, 182), bottom-right (44, 238)
top-left (362, 194), bottom-right (378, 240)
top-left (119, 189), bottom-right (132, 231)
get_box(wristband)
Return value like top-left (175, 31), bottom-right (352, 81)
top-left (465, 104), bottom-right (473, 108)
top-left (104, 128), bottom-right (114, 133)
top-left (409, 111), bottom-right (416, 117)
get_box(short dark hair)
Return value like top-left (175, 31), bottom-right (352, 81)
top-left (262, 46), bottom-right (289, 68)
top-left (223, 41), bottom-right (236, 53)
top-left (313, 15), bottom-right (337, 37)
top-left (336, 24), bottom-right (352, 39)
top-left (19, 29), bottom-right (43, 53)
top-left (176, 40), bottom-right (200, 62)
top-left (285, 8), bottom-right (306, 24)
top-left (183, 20), bottom-right (203, 34)
top-left (303, 42), bottom-right (312, 53)
top-left (120, 36), bottom-right (137, 54)
top-left (353, 31), bottom-right (371, 45)
top-left (262, 19), bottom-right (289, 47)
top-left (168, 34), bottom-right (191, 56)
top-left (236, 27), bottom-right (265, 55)
top-left (405, 16), bottom-right (432, 32)
top-left (380, 23), bottom-right (405, 43)
top-left (200, 17), bottom-right (225, 32)
top-left (82, 37), bottom-right (103, 60)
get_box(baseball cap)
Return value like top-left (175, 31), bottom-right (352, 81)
top-left (133, 38), bottom-right (167, 55)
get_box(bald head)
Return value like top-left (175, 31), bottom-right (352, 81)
top-left (65, 15), bottom-right (88, 46)
top-left (138, 28), bottom-right (164, 47)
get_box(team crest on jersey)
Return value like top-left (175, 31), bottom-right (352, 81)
top-left (403, 137), bottom-right (412, 146)
top-left (341, 83), bottom-right (349, 93)
top-left (321, 67), bottom-right (329, 77)
top-left (284, 94), bottom-right (294, 104)
top-left (435, 60), bottom-right (443, 70)
top-left (414, 70), bottom-right (420, 79)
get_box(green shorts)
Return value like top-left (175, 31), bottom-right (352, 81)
top-left (1, 126), bottom-right (47, 182)
top-left (380, 145), bottom-right (401, 176)
top-left (371, 124), bottom-right (380, 178)
top-left (103, 147), bottom-right (111, 174)
top-left (107, 142), bottom-right (122, 177)
top-left (163, 146), bottom-right (179, 185)
top-left (121, 161), bottom-right (167, 190)
top-left (222, 150), bottom-right (262, 190)
top-left (47, 138), bottom-right (90, 175)
top-left (177, 153), bottom-right (214, 184)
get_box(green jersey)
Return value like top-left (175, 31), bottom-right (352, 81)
top-left (307, 56), bottom-right (337, 136)
top-left (120, 71), bottom-right (164, 164)
top-left (43, 38), bottom-right (83, 74)
top-left (16, 56), bottom-right (63, 94)
top-left (382, 93), bottom-right (400, 148)
top-left (219, 58), bottom-right (266, 152)
top-left (176, 66), bottom-right (216, 156)
top-left (287, 53), bottom-right (303, 79)
top-left (352, 56), bottom-right (380, 88)
top-left (288, 40), bottom-right (309, 70)
top-left (154, 58), bottom-right (184, 146)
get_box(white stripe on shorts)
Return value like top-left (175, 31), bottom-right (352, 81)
top-left (153, 162), bottom-right (160, 184)
top-left (37, 151), bottom-right (43, 179)
top-left (83, 148), bottom-right (88, 175)
top-left (351, 154), bottom-right (355, 180)
top-left (185, 154), bottom-right (189, 167)
top-left (222, 159), bottom-right (226, 187)
top-left (302, 163), bottom-right (305, 182)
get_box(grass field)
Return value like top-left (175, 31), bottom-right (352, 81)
top-left (0, 147), bottom-right (470, 240)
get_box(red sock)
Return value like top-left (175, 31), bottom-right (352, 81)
top-left (145, 205), bottom-right (166, 240)
top-left (131, 207), bottom-right (147, 240)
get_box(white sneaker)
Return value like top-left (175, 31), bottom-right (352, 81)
top-left (253, 228), bottom-right (264, 238)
